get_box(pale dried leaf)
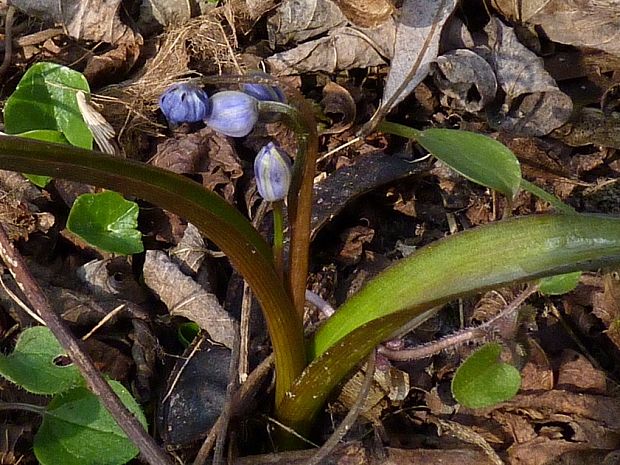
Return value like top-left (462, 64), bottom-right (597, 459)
top-left (380, 0), bottom-right (458, 114)
top-left (267, 0), bottom-right (347, 46)
top-left (143, 250), bottom-right (237, 348)
top-left (492, 0), bottom-right (620, 58)
top-left (12, 0), bottom-right (132, 43)
top-left (267, 20), bottom-right (395, 75)
top-left (170, 223), bottom-right (207, 275)
top-left (432, 49), bottom-right (497, 112)
top-left (485, 17), bottom-right (573, 136)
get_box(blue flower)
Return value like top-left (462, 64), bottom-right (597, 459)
top-left (254, 142), bottom-right (293, 202)
top-left (159, 83), bottom-right (210, 125)
top-left (204, 91), bottom-right (259, 137)
top-left (242, 72), bottom-right (286, 103)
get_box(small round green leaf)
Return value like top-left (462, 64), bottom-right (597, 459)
top-left (4, 62), bottom-right (92, 149)
top-left (416, 128), bottom-right (522, 200)
top-left (0, 326), bottom-right (81, 395)
top-left (67, 191), bottom-right (143, 255)
top-left (539, 271), bottom-right (582, 296)
top-left (34, 381), bottom-right (147, 465)
top-left (451, 342), bottom-right (521, 408)
top-left (16, 130), bottom-right (69, 187)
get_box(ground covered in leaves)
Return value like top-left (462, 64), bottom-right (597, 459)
top-left (1, 0), bottom-right (620, 464)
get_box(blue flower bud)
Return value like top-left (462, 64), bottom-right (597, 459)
top-left (159, 83), bottom-right (210, 125)
top-left (204, 91), bottom-right (259, 137)
top-left (242, 72), bottom-right (286, 103)
top-left (254, 142), bottom-right (293, 202)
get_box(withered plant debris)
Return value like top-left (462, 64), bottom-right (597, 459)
top-left (143, 250), bottom-right (238, 349)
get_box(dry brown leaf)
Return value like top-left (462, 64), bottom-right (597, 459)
top-left (484, 17), bottom-right (573, 136)
top-left (556, 349), bottom-right (608, 394)
top-left (267, 19), bottom-right (395, 75)
top-left (332, 0), bottom-right (394, 28)
top-left (151, 128), bottom-right (243, 202)
top-left (492, 0), bottom-right (620, 58)
top-left (267, 0), bottom-right (347, 46)
top-left (337, 225), bottom-right (375, 266)
top-left (143, 250), bottom-right (238, 348)
top-left (12, 0), bottom-right (133, 43)
top-left (432, 49), bottom-right (498, 113)
top-left (320, 81), bottom-right (357, 134)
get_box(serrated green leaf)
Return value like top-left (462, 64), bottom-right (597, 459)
top-left (417, 128), bottom-right (522, 200)
top-left (67, 191), bottom-right (143, 255)
top-left (16, 130), bottom-right (69, 187)
top-left (34, 381), bottom-right (147, 465)
top-left (4, 62), bottom-right (92, 149)
top-left (0, 326), bottom-right (81, 395)
top-left (539, 271), bottom-right (582, 295)
top-left (451, 342), bottom-right (521, 408)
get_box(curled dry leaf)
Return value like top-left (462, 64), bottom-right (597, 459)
top-left (12, 0), bottom-right (132, 43)
top-left (320, 81), bottom-right (357, 134)
top-left (143, 250), bottom-right (238, 349)
top-left (151, 128), bottom-right (243, 202)
top-left (267, 0), bottom-right (347, 46)
top-left (491, 0), bottom-right (620, 58)
top-left (485, 17), bottom-right (573, 136)
top-left (12, 0), bottom-right (142, 83)
top-left (332, 0), bottom-right (394, 28)
top-left (432, 49), bottom-right (498, 113)
top-left (267, 19), bottom-right (395, 75)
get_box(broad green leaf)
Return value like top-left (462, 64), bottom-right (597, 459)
top-left (16, 130), bottom-right (69, 187)
top-left (34, 381), bottom-right (147, 465)
top-left (451, 342), bottom-right (521, 408)
top-left (0, 326), bottom-right (81, 395)
top-left (4, 62), bottom-right (92, 149)
top-left (539, 271), bottom-right (582, 295)
top-left (416, 128), bottom-right (522, 200)
top-left (67, 191), bottom-right (143, 255)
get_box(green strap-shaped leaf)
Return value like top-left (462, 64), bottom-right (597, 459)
top-left (15, 130), bottom-right (69, 187)
top-left (0, 326), bottom-right (81, 395)
top-left (278, 214), bottom-right (620, 432)
top-left (4, 62), bottom-right (92, 149)
top-left (34, 381), bottom-right (147, 465)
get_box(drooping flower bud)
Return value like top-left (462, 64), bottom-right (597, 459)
top-left (204, 91), bottom-right (259, 137)
top-left (159, 83), bottom-right (210, 125)
top-left (254, 142), bottom-right (293, 202)
top-left (242, 71), bottom-right (287, 103)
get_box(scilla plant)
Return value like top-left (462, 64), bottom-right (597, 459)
top-left (2, 62), bottom-right (620, 455)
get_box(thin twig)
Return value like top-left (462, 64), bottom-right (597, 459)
top-left (378, 285), bottom-right (538, 361)
top-left (0, 224), bottom-right (173, 465)
top-left (302, 351), bottom-right (376, 465)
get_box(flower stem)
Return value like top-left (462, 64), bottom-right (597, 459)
top-left (272, 200), bottom-right (285, 278)
top-left (258, 99), bottom-right (318, 318)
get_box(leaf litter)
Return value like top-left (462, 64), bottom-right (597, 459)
top-left (3, 0), bottom-right (620, 463)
